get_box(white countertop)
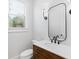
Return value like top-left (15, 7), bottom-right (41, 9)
top-left (33, 40), bottom-right (71, 59)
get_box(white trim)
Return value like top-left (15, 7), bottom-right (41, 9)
top-left (8, 27), bottom-right (29, 33)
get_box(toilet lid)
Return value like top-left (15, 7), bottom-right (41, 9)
top-left (21, 49), bottom-right (33, 57)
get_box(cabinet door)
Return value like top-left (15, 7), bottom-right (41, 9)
top-left (33, 45), bottom-right (45, 59)
top-left (33, 49), bottom-right (48, 59)
top-left (33, 45), bottom-right (65, 59)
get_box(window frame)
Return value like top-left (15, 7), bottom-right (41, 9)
top-left (8, 0), bottom-right (28, 32)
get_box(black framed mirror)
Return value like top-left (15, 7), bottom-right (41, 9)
top-left (48, 3), bottom-right (67, 41)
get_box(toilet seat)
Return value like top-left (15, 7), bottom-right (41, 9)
top-left (20, 49), bottom-right (33, 57)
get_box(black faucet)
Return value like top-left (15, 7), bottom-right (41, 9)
top-left (50, 36), bottom-right (55, 43)
top-left (50, 35), bottom-right (60, 44)
top-left (54, 35), bottom-right (59, 43)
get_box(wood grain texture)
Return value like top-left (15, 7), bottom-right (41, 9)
top-left (33, 45), bottom-right (65, 59)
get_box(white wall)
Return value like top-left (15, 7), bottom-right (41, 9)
top-left (33, 0), bottom-right (49, 41)
top-left (8, 0), bottom-right (33, 59)
top-left (33, 0), bottom-right (71, 46)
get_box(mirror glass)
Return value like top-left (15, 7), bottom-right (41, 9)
top-left (48, 4), bottom-right (67, 39)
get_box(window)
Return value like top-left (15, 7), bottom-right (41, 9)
top-left (9, 0), bottom-right (26, 28)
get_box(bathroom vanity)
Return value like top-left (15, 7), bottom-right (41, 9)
top-left (32, 1), bottom-right (70, 59)
top-left (33, 45), bottom-right (65, 59)
top-left (33, 40), bottom-right (71, 59)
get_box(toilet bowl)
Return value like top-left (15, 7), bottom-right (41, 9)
top-left (20, 49), bottom-right (33, 59)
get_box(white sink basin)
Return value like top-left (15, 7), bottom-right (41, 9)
top-left (33, 40), bottom-right (71, 59)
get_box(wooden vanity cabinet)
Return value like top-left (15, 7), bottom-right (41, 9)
top-left (33, 45), bottom-right (65, 59)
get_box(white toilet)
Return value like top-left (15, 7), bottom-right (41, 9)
top-left (20, 49), bottom-right (33, 59)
